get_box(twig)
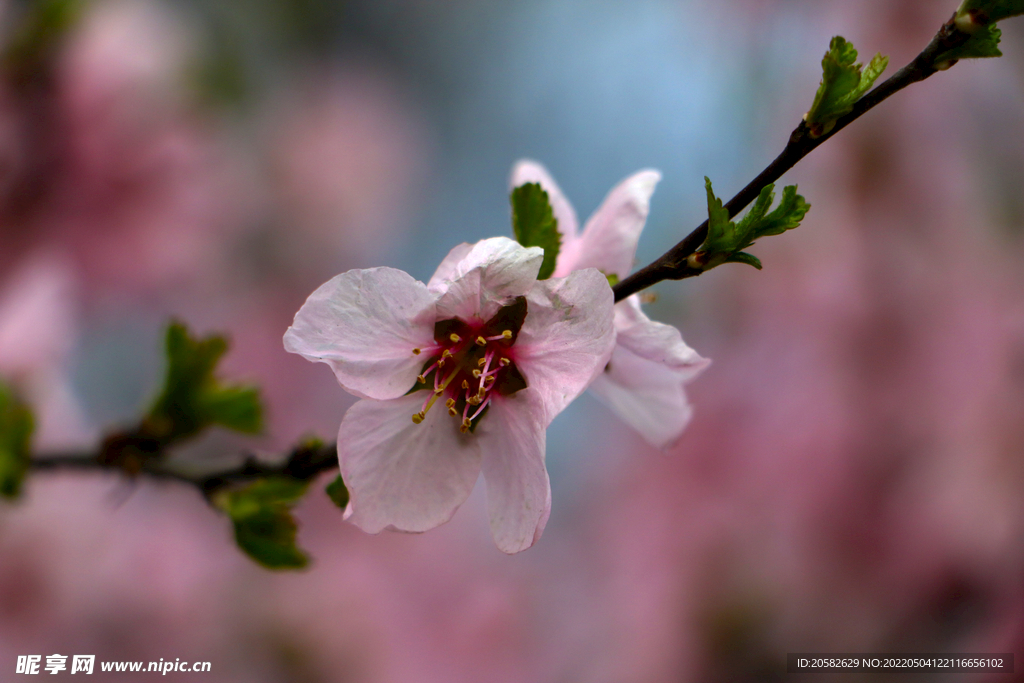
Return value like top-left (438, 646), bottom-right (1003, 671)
top-left (30, 441), bottom-right (339, 497)
top-left (611, 13), bottom-right (970, 303)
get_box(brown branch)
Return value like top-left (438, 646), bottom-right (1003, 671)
top-left (611, 13), bottom-right (971, 303)
top-left (30, 441), bottom-right (339, 498)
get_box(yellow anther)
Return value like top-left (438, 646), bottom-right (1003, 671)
top-left (412, 348), bottom-right (421, 355)
top-left (449, 333), bottom-right (461, 343)
top-left (472, 369), bottom-right (482, 378)
top-left (498, 358), bottom-right (510, 367)
top-left (460, 423), bottom-right (470, 434)
top-left (442, 349), bottom-right (453, 359)
top-left (478, 358), bottom-right (487, 366)
top-left (485, 375), bottom-right (496, 384)
top-left (501, 329), bottom-right (512, 339)
top-left (475, 336), bottom-right (487, 346)
top-left (461, 380), bottom-right (469, 390)
top-left (448, 407), bottom-right (458, 417)
top-left (445, 398), bottom-right (456, 408)
top-left (438, 359), bottom-right (445, 368)
top-left (411, 413), bottom-right (425, 424)
top-left (417, 374), bottom-right (426, 384)
top-left (467, 395), bottom-right (481, 406)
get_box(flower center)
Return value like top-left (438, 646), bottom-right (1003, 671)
top-left (409, 296), bottom-right (528, 433)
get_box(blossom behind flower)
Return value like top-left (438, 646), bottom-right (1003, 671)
top-left (285, 237), bottom-right (615, 552)
top-left (511, 161), bottom-right (710, 449)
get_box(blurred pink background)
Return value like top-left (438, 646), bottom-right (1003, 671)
top-left (1, 0), bottom-right (1024, 680)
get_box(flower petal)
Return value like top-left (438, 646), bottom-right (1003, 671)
top-left (427, 242), bottom-right (473, 293)
top-left (588, 297), bottom-right (710, 448)
top-left (614, 296), bottom-right (709, 374)
top-left (510, 159), bottom-right (579, 244)
top-left (284, 267), bottom-right (437, 400)
top-left (558, 170), bottom-right (661, 280)
top-left (435, 237), bottom-right (543, 322)
top-left (514, 268), bottom-right (616, 423)
top-left (339, 393), bottom-right (482, 534)
top-left (477, 389), bottom-right (551, 554)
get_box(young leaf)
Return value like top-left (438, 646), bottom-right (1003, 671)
top-left (699, 177), bottom-right (743, 257)
top-left (216, 478), bottom-right (310, 570)
top-left (694, 178), bottom-right (810, 272)
top-left (935, 25), bottom-right (1002, 65)
top-left (511, 183), bottom-right (561, 280)
top-left (146, 322), bottom-right (263, 444)
top-left (956, 0), bottom-right (1024, 25)
top-left (326, 474), bottom-right (349, 510)
top-left (805, 37), bottom-right (889, 137)
top-left (0, 382), bottom-right (34, 499)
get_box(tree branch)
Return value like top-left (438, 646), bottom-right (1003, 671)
top-left (611, 13), bottom-right (970, 303)
top-left (29, 441), bottom-right (339, 498)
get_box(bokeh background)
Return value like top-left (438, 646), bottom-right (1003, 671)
top-left (2, 0), bottom-right (1024, 680)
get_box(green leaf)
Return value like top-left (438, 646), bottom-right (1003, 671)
top-left (935, 24), bottom-right (1003, 64)
top-left (724, 252), bottom-right (763, 270)
top-left (2, 0), bottom-right (82, 76)
top-left (956, 0), bottom-right (1024, 25)
top-left (694, 178), bottom-right (810, 272)
top-left (217, 478), bottom-right (310, 570)
top-left (326, 474), bottom-right (349, 510)
top-left (700, 177), bottom-right (743, 256)
top-left (805, 37), bottom-right (889, 137)
top-left (0, 381), bottom-right (34, 500)
top-left (511, 183), bottom-right (561, 280)
top-left (146, 322), bottom-right (263, 444)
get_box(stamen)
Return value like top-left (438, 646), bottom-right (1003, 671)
top-left (412, 348), bottom-right (421, 355)
top-left (469, 394), bottom-right (492, 421)
top-left (485, 375), bottom-right (496, 385)
top-left (417, 360), bottom-right (439, 385)
top-left (477, 358), bottom-right (487, 367)
top-left (412, 412), bottom-right (425, 424)
top-left (477, 349), bottom-right (496, 392)
top-left (460, 418), bottom-right (471, 434)
top-left (442, 349), bottom-right (453, 359)
top-left (475, 336), bottom-right (487, 347)
top-left (461, 380), bottom-right (469, 390)
top-left (448, 406), bottom-right (458, 417)
top-left (483, 330), bottom-right (513, 342)
top-left (472, 369), bottom-right (482, 378)
top-left (445, 398), bottom-right (456, 408)
top-left (434, 366), bottom-right (460, 395)
top-left (498, 358), bottom-right (510, 367)
top-left (449, 333), bottom-right (461, 343)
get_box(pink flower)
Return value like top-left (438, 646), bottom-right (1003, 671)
top-left (284, 237), bottom-right (615, 552)
top-left (511, 161), bottom-right (710, 449)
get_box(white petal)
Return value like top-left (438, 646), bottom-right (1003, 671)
top-left (340, 393), bottom-right (482, 534)
top-left (510, 159), bottom-right (579, 244)
top-left (514, 268), bottom-right (616, 424)
top-left (589, 297), bottom-right (710, 449)
top-left (427, 242), bottom-right (473, 293)
top-left (284, 267), bottom-right (437, 400)
top-left (614, 296), bottom-right (708, 374)
top-left (559, 170), bottom-right (661, 280)
top-left (477, 390), bottom-right (551, 554)
top-left (435, 237), bottom-right (543, 322)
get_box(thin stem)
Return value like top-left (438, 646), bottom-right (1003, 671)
top-left (612, 13), bottom-right (970, 303)
top-left (30, 441), bottom-right (339, 498)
